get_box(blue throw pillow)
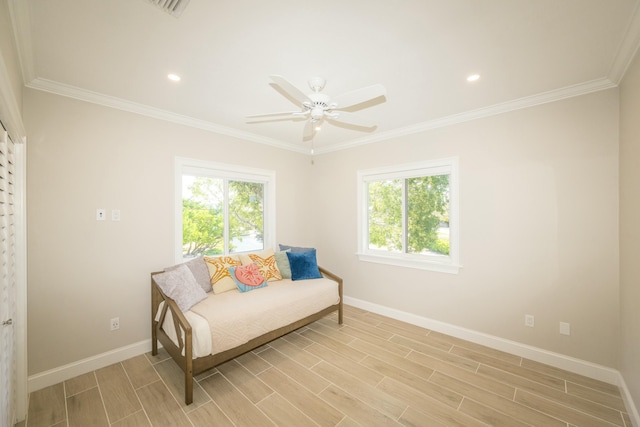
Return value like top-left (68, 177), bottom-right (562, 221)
top-left (286, 249), bottom-right (322, 281)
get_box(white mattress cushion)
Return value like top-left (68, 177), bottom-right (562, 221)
top-left (189, 278), bottom-right (339, 355)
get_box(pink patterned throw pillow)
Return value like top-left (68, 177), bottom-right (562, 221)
top-left (229, 263), bottom-right (268, 292)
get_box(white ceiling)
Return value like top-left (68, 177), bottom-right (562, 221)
top-left (11, 0), bottom-right (640, 153)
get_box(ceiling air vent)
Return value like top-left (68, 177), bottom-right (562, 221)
top-left (146, 0), bottom-right (191, 18)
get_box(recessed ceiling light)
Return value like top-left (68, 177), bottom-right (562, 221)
top-left (168, 74), bottom-right (181, 82)
top-left (467, 74), bottom-right (480, 82)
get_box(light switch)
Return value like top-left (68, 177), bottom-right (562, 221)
top-left (111, 209), bottom-right (121, 221)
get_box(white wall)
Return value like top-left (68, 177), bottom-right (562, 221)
top-left (311, 89), bottom-right (620, 367)
top-left (620, 50), bottom-right (640, 411)
top-left (24, 88), bottom-right (316, 375)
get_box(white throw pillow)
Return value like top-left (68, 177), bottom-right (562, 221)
top-left (154, 264), bottom-right (207, 311)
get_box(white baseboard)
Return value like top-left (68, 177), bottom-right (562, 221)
top-left (619, 375), bottom-right (640, 427)
top-left (27, 339), bottom-right (152, 393)
top-left (343, 296), bottom-right (639, 426)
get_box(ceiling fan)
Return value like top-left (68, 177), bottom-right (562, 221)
top-left (247, 75), bottom-right (386, 140)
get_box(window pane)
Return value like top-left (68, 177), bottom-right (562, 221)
top-left (357, 158), bottom-right (459, 273)
top-left (229, 180), bottom-right (264, 253)
top-left (367, 179), bottom-right (403, 253)
top-left (407, 174), bottom-right (450, 256)
top-left (182, 175), bottom-right (224, 257)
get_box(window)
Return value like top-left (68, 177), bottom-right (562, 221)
top-left (357, 158), bottom-right (460, 274)
top-left (175, 158), bottom-right (275, 262)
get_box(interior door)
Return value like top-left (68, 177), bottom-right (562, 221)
top-left (0, 127), bottom-right (16, 427)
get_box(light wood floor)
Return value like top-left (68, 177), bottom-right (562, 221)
top-left (23, 305), bottom-right (632, 427)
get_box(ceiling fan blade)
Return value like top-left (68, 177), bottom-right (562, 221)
top-left (332, 84), bottom-right (386, 109)
top-left (269, 75), bottom-right (311, 105)
top-left (328, 111), bottom-right (377, 128)
top-left (246, 111), bottom-right (310, 124)
top-left (246, 111), bottom-right (298, 119)
top-left (303, 120), bottom-right (315, 141)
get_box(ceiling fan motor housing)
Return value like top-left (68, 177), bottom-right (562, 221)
top-left (307, 93), bottom-right (332, 120)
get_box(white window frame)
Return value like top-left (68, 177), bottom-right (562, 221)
top-left (175, 157), bottom-right (276, 263)
top-left (357, 157), bottom-right (461, 274)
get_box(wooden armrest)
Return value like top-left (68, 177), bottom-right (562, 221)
top-left (318, 266), bottom-right (343, 285)
top-left (318, 266), bottom-right (344, 324)
top-left (151, 273), bottom-right (193, 350)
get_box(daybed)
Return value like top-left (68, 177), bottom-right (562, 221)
top-left (150, 247), bottom-right (343, 404)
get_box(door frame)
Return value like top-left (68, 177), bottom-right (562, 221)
top-left (0, 46), bottom-right (28, 427)
top-left (13, 141), bottom-right (27, 423)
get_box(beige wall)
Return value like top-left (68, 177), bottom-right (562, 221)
top-left (620, 51), bottom-right (640, 408)
top-left (24, 89), bottom-right (316, 374)
top-left (311, 89), bottom-right (620, 367)
top-left (24, 83), bottom-right (623, 376)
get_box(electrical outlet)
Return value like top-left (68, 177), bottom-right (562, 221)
top-left (110, 317), bottom-right (120, 331)
top-left (96, 209), bottom-right (106, 221)
top-left (525, 314), bottom-right (535, 327)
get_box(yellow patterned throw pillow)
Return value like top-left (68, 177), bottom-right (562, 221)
top-left (203, 255), bottom-right (241, 294)
top-left (239, 249), bottom-right (283, 282)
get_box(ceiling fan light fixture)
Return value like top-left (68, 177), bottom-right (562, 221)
top-left (310, 107), bottom-right (325, 120)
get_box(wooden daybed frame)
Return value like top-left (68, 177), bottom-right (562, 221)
top-left (151, 266), bottom-right (343, 405)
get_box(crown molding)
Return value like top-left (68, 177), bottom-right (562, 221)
top-left (27, 75), bottom-right (617, 157)
top-left (609, 1), bottom-right (640, 84)
top-left (316, 77), bottom-right (617, 154)
top-left (26, 78), bottom-right (308, 154)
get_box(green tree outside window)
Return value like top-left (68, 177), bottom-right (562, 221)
top-left (368, 174), bottom-right (450, 256)
top-left (182, 176), bottom-right (264, 257)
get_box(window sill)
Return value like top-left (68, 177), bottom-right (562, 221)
top-left (356, 252), bottom-right (462, 274)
